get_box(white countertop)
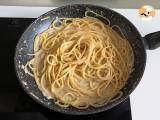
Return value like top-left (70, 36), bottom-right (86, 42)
top-left (0, 0), bottom-right (160, 9)
top-left (1, 6), bottom-right (160, 120)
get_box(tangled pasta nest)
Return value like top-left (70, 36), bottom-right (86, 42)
top-left (25, 11), bottom-right (134, 109)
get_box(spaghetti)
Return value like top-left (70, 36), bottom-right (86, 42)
top-left (25, 11), bottom-right (134, 109)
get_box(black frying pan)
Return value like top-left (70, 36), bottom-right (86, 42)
top-left (14, 4), bottom-right (160, 115)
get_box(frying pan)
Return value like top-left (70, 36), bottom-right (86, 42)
top-left (14, 4), bottom-right (160, 115)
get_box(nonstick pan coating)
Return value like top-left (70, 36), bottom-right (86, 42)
top-left (14, 4), bottom-right (146, 115)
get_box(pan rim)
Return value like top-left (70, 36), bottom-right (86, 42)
top-left (14, 4), bottom-right (147, 115)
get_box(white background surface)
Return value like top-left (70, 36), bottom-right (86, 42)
top-left (0, 6), bottom-right (160, 120)
top-left (0, 0), bottom-right (160, 9)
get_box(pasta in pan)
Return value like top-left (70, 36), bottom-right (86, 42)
top-left (25, 11), bottom-right (134, 109)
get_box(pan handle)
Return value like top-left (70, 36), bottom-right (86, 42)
top-left (144, 31), bottom-right (160, 50)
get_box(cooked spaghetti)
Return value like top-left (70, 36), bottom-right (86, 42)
top-left (25, 11), bottom-right (134, 109)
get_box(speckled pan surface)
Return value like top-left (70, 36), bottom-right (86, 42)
top-left (14, 4), bottom-right (146, 115)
